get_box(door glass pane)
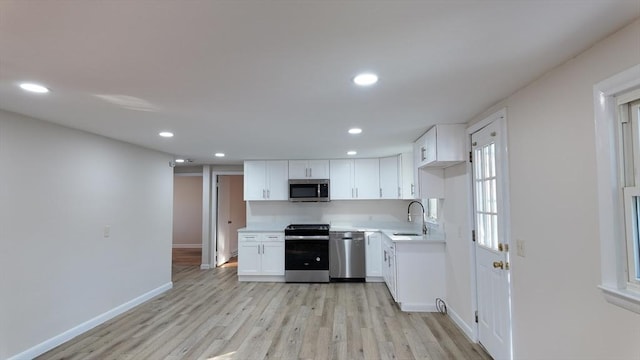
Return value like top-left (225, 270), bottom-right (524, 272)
top-left (474, 140), bottom-right (499, 251)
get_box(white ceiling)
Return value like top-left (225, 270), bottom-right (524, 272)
top-left (1, 1), bottom-right (638, 165)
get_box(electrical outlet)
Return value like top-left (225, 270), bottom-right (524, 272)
top-left (516, 239), bottom-right (525, 257)
top-left (103, 225), bottom-right (111, 238)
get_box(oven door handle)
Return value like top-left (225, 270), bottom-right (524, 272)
top-left (284, 235), bottom-right (330, 240)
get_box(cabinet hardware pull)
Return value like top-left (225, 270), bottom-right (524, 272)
top-left (309, 168), bottom-right (312, 177)
top-left (262, 189), bottom-right (266, 199)
top-left (380, 188), bottom-right (382, 197)
top-left (258, 245), bottom-right (261, 254)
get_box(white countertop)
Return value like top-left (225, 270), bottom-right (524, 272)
top-left (237, 224), bottom-right (288, 232)
top-left (379, 229), bottom-right (445, 243)
top-left (237, 223), bottom-right (446, 242)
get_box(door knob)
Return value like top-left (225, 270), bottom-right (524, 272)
top-left (492, 261), bottom-right (504, 269)
top-left (228, 221), bottom-right (232, 224)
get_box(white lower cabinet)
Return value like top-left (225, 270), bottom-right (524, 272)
top-left (365, 232), bottom-right (383, 281)
top-left (238, 232), bottom-right (285, 281)
top-left (381, 233), bottom-right (445, 311)
top-left (382, 236), bottom-right (397, 300)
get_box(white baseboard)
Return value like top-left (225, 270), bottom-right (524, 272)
top-left (172, 244), bottom-right (202, 249)
top-left (448, 306), bottom-right (477, 342)
top-left (399, 302), bottom-right (438, 312)
top-left (8, 282), bottom-right (173, 360)
top-left (200, 264), bottom-right (211, 270)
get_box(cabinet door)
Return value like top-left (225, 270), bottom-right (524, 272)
top-left (379, 156), bottom-right (399, 199)
top-left (382, 243), bottom-right (391, 287)
top-left (365, 232), bottom-right (382, 277)
top-left (261, 241), bottom-right (285, 276)
top-left (238, 236), bottom-right (261, 275)
top-left (413, 141), bottom-right (423, 199)
top-left (423, 126), bottom-right (437, 164)
top-left (388, 251), bottom-right (397, 301)
top-left (400, 152), bottom-right (415, 199)
top-left (265, 160), bottom-right (289, 200)
top-left (288, 160), bottom-right (308, 179)
top-left (244, 161), bottom-right (266, 200)
top-left (329, 159), bottom-right (354, 199)
top-left (354, 158), bottom-right (380, 199)
top-left (307, 160), bottom-right (330, 179)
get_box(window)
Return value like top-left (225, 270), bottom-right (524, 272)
top-left (620, 98), bottom-right (640, 290)
top-left (594, 65), bottom-right (640, 314)
top-left (426, 198), bottom-right (439, 221)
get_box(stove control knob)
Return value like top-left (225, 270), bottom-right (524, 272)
top-left (316, 257), bottom-right (321, 261)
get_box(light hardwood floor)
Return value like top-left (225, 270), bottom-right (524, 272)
top-left (37, 265), bottom-right (491, 360)
top-left (172, 248), bottom-right (202, 266)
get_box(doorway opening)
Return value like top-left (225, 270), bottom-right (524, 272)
top-left (215, 174), bottom-right (246, 268)
top-left (172, 173), bottom-right (203, 266)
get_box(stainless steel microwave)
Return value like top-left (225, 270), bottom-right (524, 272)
top-left (288, 179), bottom-right (330, 202)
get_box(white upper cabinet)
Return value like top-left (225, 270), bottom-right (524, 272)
top-left (399, 152), bottom-right (415, 199)
top-left (288, 160), bottom-right (329, 179)
top-left (379, 156), bottom-right (400, 199)
top-left (329, 159), bottom-right (353, 200)
top-left (330, 159), bottom-right (380, 199)
top-left (354, 158), bottom-right (380, 199)
top-left (413, 136), bottom-right (445, 199)
top-left (243, 160), bottom-right (288, 201)
top-left (416, 124), bottom-right (466, 168)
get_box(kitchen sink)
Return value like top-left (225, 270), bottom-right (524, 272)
top-left (393, 232), bottom-right (421, 236)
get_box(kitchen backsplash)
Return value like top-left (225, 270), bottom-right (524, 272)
top-left (246, 199), bottom-right (440, 232)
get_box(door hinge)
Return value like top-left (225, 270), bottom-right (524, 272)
top-left (475, 310), bottom-right (478, 323)
top-left (469, 151), bottom-right (473, 163)
top-left (472, 230), bottom-right (476, 242)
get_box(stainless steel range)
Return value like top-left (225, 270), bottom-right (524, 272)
top-left (284, 224), bottom-right (330, 282)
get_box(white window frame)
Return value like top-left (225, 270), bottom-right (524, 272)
top-left (594, 64), bottom-right (640, 314)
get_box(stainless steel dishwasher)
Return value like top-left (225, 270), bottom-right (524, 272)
top-left (329, 231), bottom-right (366, 281)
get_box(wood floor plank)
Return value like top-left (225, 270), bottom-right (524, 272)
top-left (37, 265), bottom-right (490, 360)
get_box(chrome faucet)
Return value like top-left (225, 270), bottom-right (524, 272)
top-left (407, 200), bottom-right (428, 235)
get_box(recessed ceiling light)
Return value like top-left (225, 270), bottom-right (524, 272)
top-left (19, 82), bottom-right (50, 93)
top-left (348, 128), bottom-right (362, 135)
top-left (159, 131), bottom-right (174, 138)
top-left (353, 73), bottom-right (378, 86)
top-left (214, 153), bottom-right (225, 157)
top-left (175, 159), bottom-right (185, 163)
top-left (347, 151), bottom-right (357, 156)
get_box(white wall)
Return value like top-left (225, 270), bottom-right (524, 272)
top-left (444, 18), bottom-right (640, 359)
top-left (0, 110), bottom-right (174, 359)
top-left (442, 163), bottom-right (474, 333)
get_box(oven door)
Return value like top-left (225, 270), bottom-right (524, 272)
top-left (285, 239), bottom-right (329, 271)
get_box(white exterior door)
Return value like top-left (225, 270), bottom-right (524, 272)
top-left (472, 119), bottom-right (512, 360)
